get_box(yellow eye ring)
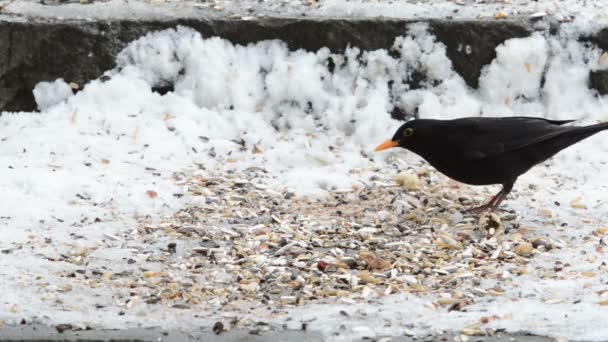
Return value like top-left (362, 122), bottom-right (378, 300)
top-left (404, 128), bottom-right (414, 137)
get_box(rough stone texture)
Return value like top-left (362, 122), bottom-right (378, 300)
top-left (589, 69), bottom-right (608, 95)
top-left (0, 22), bottom-right (118, 112)
top-left (587, 26), bottom-right (608, 52)
top-left (586, 28), bottom-right (608, 96)
top-left (0, 16), bottom-right (579, 113)
top-left (430, 20), bottom-right (532, 89)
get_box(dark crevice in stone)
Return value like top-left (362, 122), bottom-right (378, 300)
top-left (539, 53), bottom-right (551, 94)
top-left (390, 106), bottom-right (418, 121)
top-left (586, 27), bottom-right (608, 52)
top-left (585, 27), bottom-right (608, 96)
top-left (326, 57), bottom-right (336, 73)
top-left (407, 69), bottom-right (429, 90)
top-left (589, 69), bottom-right (608, 96)
top-left (4, 85), bottom-right (37, 112)
top-left (152, 84), bottom-right (175, 95)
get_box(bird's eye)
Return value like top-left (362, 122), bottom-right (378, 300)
top-left (403, 128), bottom-right (414, 137)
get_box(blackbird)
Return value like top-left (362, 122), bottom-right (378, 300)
top-left (375, 116), bottom-right (608, 212)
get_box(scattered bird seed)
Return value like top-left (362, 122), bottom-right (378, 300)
top-left (124, 167), bottom-right (553, 311)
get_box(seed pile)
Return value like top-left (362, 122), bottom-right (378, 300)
top-left (121, 167), bottom-right (555, 313)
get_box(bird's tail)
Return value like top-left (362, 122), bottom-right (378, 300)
top-left (582, 121), bottom-right (608, 134)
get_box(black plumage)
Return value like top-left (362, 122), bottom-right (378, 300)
top-left (375, 116), bottom-right (608, 212)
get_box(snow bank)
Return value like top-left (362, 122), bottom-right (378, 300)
top-left (2, 24), bottom-right (608, 340)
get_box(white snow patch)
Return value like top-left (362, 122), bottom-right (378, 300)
top-left (0, 25), bottom-right (608, 340)
top-left (33, 79), bottom-right (74, 111)
top-left (478, 32), bottom-right (548, 116)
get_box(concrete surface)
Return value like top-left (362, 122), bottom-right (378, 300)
top-left (0, 324), bottom-right (561, 342)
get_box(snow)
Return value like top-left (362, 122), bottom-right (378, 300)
top-left (32, 79), bottom-right (74, 111)
top-left (1, 22), bottom-right (608, 340)
top-left (3, 0), bottom-right (608, 28)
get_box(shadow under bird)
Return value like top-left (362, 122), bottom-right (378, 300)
top-left (375, 116), bottom-right (608, 212)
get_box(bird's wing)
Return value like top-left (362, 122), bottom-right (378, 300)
top-left (450, 117), bottom-right (576, 160)
top-left (510, 116), bottom-right (576, 126)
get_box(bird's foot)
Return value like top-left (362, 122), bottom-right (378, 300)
top-left (464, 204), bottom-right (496, 214)
top-left (464, 186), bottom-right (511, 214)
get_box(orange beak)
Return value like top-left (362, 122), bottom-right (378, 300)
top-left (374, 140), bottom-right (399, 152)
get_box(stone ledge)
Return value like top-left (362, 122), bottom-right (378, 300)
top-left (0, 15), bottom-right (606, 112)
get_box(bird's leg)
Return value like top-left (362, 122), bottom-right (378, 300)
top-left (465, 183), bottom-right (514, 213)
top-left (487, 183), bottom-right (513, 211)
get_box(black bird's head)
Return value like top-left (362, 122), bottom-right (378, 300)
top-left (374, 121), bottom-right (418, 152)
